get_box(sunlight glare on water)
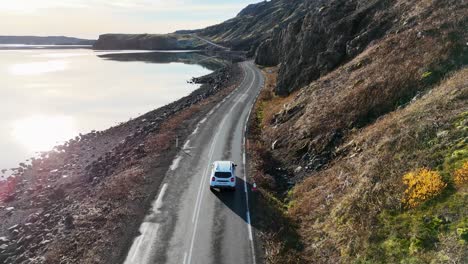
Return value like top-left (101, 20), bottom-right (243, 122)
top-left (9, 60), bottom-right (68, 75)
top-left (0, 48), bottom-right (214, 172)
top-left (12, 115), bottom-right (77, 153)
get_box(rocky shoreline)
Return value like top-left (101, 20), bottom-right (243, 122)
top-left (0, 63), bottom-right (243, 264)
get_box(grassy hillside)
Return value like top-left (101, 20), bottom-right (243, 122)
top-left (245, 0), bottom-right (468, 263)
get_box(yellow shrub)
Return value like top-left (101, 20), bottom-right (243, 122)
top-left (402, 168), bottom-right (447, 208)
top-left (454, 161), bottom-right (468, 186)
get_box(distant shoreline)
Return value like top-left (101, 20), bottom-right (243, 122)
top-left (0, 44), bottom-right (93, 50)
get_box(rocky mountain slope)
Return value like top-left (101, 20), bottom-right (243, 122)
top-left (0, 0), bottom-right (466, 263)
top-left (179, 0), bottom-right (307, 54)
top-left (241, 0), bottom-right (467, 263)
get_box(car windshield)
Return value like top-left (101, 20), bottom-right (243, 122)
top-left (214, 172), bottom-right (232, 178)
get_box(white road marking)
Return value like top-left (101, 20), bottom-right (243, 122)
top-left (246, 211), bottom-right (253, 241)
top-left (191, 132), bottom-right (219, 223)
top-left (191, 125), bottom-right (199, 136)
top-left (183, 252), bottom-right (188, 264)
top-left (242, 63), bottom-right (258, 264)
top-left (237, 93), bottom-right (248, 102)
top-left (189, 61), bottom-right (250, 224)
top-left (170, 155), bottom-right (182, 171)
top-left (199, 117), bottom-right (207, 124)
top-left (124, 183), bottom-right (168, 264)
top-left (188, 63), bottom-right (257, 264)
top-left (183, 140), bottom-right (191, 150)
top-left (188, 115), bottom-right (228, 263)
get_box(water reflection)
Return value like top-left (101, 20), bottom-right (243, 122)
top-left (98, 51), bottom-right (229, 71)
top-left (0, 48), bottom-right (224, 174)
top-left (12, 115), bottom-right (77, 153)
top-left (9, 60), bottom-right (68, 75)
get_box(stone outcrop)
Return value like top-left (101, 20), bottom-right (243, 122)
top-left (255, 0), bottom-right (395, 95)
top-left (183, 0), bottom-right (306, 54)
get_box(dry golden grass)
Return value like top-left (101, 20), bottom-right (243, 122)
top-left (288, 67), bottom-right (467, 263)
top-left (247, 66), bottom-right (305, 263)
top-left (247, 1), bottom-right (468, 263)
top-left (402, 168), bottom-right (447, 208)
top-left (258, 67), bottom-right (298, 128)
top-left (454, 161), bottom-right (468, 187)
top-left (264, 0), bottom-right (467, 166)
top-left (99, 167), bottom-right (145, 200)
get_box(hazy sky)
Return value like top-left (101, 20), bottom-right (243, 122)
top-left (1, 0), bottom-right (259, 39)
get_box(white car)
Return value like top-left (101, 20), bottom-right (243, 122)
top-left (209, 161), bottom-right (237, 191)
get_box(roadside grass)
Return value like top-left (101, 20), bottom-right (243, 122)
top-left (289, 68), bottom-right (468, 263)
top-left (250, 2), bottom-right (468, 262)
top-left (262, 1), bottom-right (467, 168)
top-left (248, 66), bottom-right (304, 263)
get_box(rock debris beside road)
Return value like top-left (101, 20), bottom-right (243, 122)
top-left (0, 63), bottom-right (242, 264)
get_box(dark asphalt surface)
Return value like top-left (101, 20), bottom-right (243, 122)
top-left (124, 61), bottom-right (264, 264)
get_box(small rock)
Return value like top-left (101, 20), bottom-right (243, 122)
top-left (294, 166), bottom-right (303, 173)
top-left (7, 225), bottom-right (18, 231)
top-left (436, 130), bottom-right (449, 138)
top-left (271, 140), bottom-right (278, 150)
top-left (39, 240), bottom-right (51, 245)
top-left (64, 215), bottom-right (74, 230)
top-left (5, 207), bottom-right (14, 211)
top-left (0, 244), bottom-right (7, 250)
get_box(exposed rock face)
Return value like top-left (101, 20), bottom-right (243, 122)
top-left (93, 34), bottom-right (206, 50)
top-left (248, 0), bottom-right (467, 262)
top-left (186, 0), bottom-right (307, 54)
top-left (255, 0), bottom-right (395, 95)
top-left (254, 36), bottom-right (280, 67)
top-left (179, 0), bottom-right (395, 95)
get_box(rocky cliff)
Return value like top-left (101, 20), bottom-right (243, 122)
top-left (246, 0), bottom-right (468, 263)
top-left (257, 0), bottom-right (396, 95)
top-left (180, 0), bottom-right (307, 55)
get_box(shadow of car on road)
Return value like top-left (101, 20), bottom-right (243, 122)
top-left (210, 177), bottom-right (257, 226)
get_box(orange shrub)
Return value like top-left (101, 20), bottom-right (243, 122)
top-left (402, 168), bottom-right (447, 208)
top-left (454, 161), bottom-right (468, 187)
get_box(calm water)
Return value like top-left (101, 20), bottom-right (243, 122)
top-left (0, 47), bottom-right (216, 176)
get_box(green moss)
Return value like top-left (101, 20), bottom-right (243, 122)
top-left (421, 71), bottom-right (433, 79)
top-left (368, 189), bottom-right (467, 262)
top-left (456, 217), bottom-right (468, 243)
top-left (256, 102), bottom-right (265, 127)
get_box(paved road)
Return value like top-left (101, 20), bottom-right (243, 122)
top-left (124, 61), bottom-right (264, 264)
top-left (192, 34), bottom-right (230, 50)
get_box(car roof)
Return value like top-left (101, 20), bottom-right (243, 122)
top-left (213, 161), bottom-right (233, 172)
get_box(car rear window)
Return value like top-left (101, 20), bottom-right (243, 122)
top-left (214, 172), bottom-right (232, 178)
